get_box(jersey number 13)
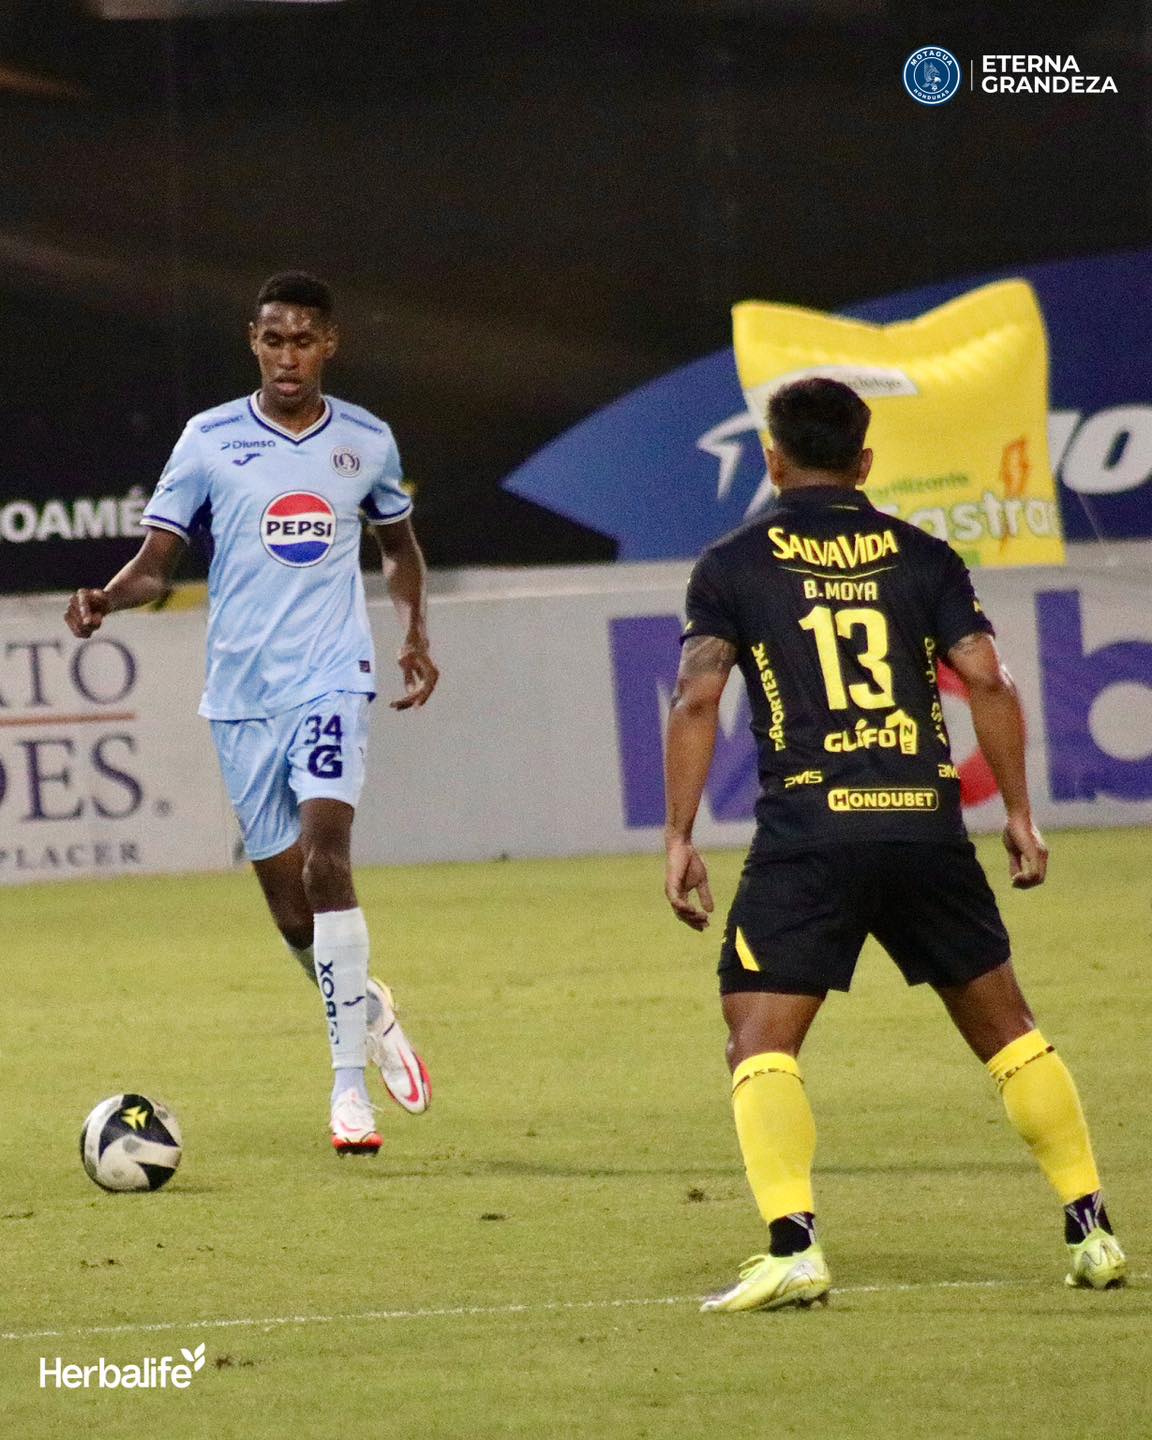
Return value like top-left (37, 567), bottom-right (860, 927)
top-left (798, 604), bottom-right (895, 710)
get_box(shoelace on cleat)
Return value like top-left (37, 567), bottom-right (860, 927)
top-left (334, 1093), bottom-right (381, 1126)
top-left (737, 1254), bottom-right (771, 1280)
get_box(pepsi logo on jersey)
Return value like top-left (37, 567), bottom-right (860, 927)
top-left (260, 492), bottom-right (336, 567)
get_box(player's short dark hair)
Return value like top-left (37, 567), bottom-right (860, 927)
top-left (767, 378), bottom-right (871, 471)
top-left (254, 271), bottom-right (334, 321)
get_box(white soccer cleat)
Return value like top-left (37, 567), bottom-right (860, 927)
top-left (365, 978), bottom-right (431, 1114)
top-left (330, 1088), bottom-right (383, 1156)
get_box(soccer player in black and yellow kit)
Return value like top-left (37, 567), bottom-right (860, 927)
top-left (664, 378), bottom-right (1126, 1312)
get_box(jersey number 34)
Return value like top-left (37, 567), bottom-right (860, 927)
top-left (304, 713), bottom-right (345, 779)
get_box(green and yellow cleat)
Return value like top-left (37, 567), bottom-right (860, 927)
top-left (1065, 1228), bottom-right (1127, 1290)
top-left (700, 1245), bottom-right (831, 1314)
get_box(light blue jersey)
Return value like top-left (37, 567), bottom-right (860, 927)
top-left (142, 393), bottom-right (412, 719)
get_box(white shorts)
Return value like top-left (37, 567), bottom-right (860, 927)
top-left (210, 691), bottom-right (371, 861)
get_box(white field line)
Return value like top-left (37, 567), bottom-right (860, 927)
top-left (3, 1272), bottom-right (1141, 1344)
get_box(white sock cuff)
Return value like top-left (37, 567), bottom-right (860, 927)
top-left (314, 907), bottom-right (369, 946)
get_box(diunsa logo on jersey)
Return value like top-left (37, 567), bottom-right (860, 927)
top-left (261, 492), bottom-right (336, 567)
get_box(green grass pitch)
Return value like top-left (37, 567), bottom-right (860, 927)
top-left (2, 829), bottom-right (1149, 1438)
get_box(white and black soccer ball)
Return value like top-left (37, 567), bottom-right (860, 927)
top-left (80, 1094), bottom-right (183, 1193)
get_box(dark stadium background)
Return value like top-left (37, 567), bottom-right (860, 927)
top-left (0, 0), bottom-right (1146, 588)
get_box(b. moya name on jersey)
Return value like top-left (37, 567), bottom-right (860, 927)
top-left (768, 526), bottom-right (899, 569)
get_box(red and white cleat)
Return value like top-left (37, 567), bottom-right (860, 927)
top-left (366, 978), bottom-right (431, 1115)
top-left (330, 1089), bottom-right (383, 1156)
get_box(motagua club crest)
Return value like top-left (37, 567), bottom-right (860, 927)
top-left (331, 447), bottom-right (361, 477)
top-left (903, 46), bottom-right (962, 105)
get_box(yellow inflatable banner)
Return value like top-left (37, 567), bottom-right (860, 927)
top-left (732, 280), bottom-right (1064, 567)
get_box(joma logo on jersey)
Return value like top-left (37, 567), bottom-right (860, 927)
top-left (260, 492), bottom-right (336, 567)
top-left (768, 527), bottom-right (899, 569)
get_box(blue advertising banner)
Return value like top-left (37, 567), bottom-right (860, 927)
top-left (607, 584), bottom-right (1152, 834)
top-left (504, 250), bottom-right (1152, 557)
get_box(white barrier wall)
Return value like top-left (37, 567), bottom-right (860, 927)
top-left (354, 557), bottom-right (1152, 865)
top-left (0, 608), bottom-right (232, 884)
top-left (2, 555), bottom-right (1150, 883)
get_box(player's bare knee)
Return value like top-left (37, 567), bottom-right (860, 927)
top-left (300, 843), bottom-right (354, 911)
top-left (726, 1013), bottom-right (794, 1069)
top-left (937, 961), bottom-right (1036, 1061)
top-left (257, 876), bottom-right (313, 948)
top-left (721, 991), bottom-right (821, 1068)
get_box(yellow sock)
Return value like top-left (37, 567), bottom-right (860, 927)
top-left (731, 1052), bottom-right (816, 1223)
top-left (987, 1030), bottom-right (1100, 1204)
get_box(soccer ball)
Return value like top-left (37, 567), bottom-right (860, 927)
top-left (80, 1093), bottom-right (183, 1193)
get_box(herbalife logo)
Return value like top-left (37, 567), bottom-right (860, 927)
top-left (40, 1341), bottom-right (207, 1390)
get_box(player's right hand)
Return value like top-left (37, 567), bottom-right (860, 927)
top-left (665, 839), bottom-right (714, 930)
top-left (1002, 813), bottom-right (1048, 889)
top-left (65, 588), bottom-right (110, 639)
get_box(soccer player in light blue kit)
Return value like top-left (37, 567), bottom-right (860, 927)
top-left (66, 272), bottom-right (439, 1155)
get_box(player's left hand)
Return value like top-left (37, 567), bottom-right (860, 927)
top-left (391, 643), bottom-right (439, 710)
top-left (1003, 813), bottom-right (1048, 889)
top-left (665, 839), bottom-right (714, 930)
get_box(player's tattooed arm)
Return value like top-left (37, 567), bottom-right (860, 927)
top-left (663, 635), bottom-right (736, 930)
top-left (677, 634), bottom-right (739, 682)
top-left (947, 632), bottom-right (990, 661)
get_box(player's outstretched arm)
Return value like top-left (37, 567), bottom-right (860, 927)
top-left (64, 528), bottom-right (187, 639)
top-left (946, 630), bottom-right (1048, 889)
top-left (374, 516), bottom-right (439, 710)
top-left (664, 634), bottom-right (736, 929)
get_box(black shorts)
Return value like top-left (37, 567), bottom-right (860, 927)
top-left (719, 841), bottom-right (1011, 996)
